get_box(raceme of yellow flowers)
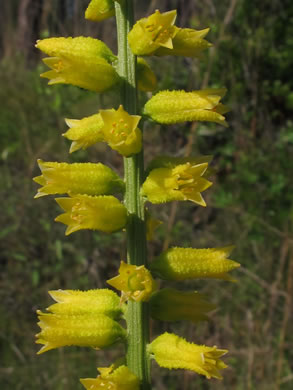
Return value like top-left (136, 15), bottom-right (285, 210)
top-left (34, 2), bottom-right (240, 389)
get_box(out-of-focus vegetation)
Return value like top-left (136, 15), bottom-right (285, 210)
top-left (0, 0), bottom-right (292, 389)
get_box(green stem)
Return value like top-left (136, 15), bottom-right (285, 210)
top-left (115, 1), bottom-right (151, 389)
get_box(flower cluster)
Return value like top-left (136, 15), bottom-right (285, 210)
top-left (34, 1), bottom-right (238, 387)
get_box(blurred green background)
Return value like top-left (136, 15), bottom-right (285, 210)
top-left (0, 0), bottom-right (293, 389)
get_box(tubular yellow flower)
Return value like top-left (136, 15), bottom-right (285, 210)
top-left (100, 105), bottom-right (142, 156)
top-left (128, 10), bottom-right (177, 55)
top-left (143, 89), bottom-right (229, 126)
top-left (148, 332), bottom-right (228, 379)
top-left (150, 288), bottom-right (216, 323)
top-left (155, 27), bottom-right (212, 57)
top-left (80, 364), bottom-right (140, 390)
top-left (141, 161), bottom-right (212, 206)
top-left (36, 37), bottom-right (119, 92)
top-left (107, 261), bottom-right (157, 303)
top-left (33, 160), bottom-right (124, 198)
top-left (36, 311), bottom-right (126, 354)
top-left (85, 0), bottom-right (117, 22)
top-left (150, 246), bottom-right (240, 281)
top-left (63, 114), bottom-right (104, 153)
top-left (47, 289), bottom-right (124, 319)
top-left (55, 195), bottom-right (127, 235)
top-left (137, 57), bottom-right (157, 92)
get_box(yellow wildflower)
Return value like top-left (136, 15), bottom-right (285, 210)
top-left (141, 161), bottom-right (212, 206)
top-left (63, 114), bottom-right (104, 153)
top-left (150, 288), bottom-right (216, 323)
top-left (100, 105), bottom-right (142, 156)
top-left (36, 37), bottom-right (119, 92)
top-left (143, 89), bottom-right (229, 126)
top-left (33, 160), bottom-right (124, 198)
top-left (55, 194), bottom-right (127, 235)
top-left (150, 246), bottom-right (240, 281)
top-left (148, 332), bottom-right (228, 379)
top-left (80, 364), bottom-right (140, 390)
top-left (107, 261), bottom-right (157, 303)
top-left (47, 289), bottom-right (124, 319)
top-left (128, 10), bottom-right (177, 55)
top-left (36, 311), bottom-right (126, 354)
top-left (85, 0), bottom-right (116, 22)
top-left (155, 27), bottom-right (212, 57)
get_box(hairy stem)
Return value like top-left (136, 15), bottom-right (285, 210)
top-left (115, 1), bottom-right (151, 389)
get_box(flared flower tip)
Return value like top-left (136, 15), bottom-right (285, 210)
top-left (55, 195), bottom-right (127, 235)
top-left (107, 261), bottom-right (157, 303)
top-left (80, 364), bottom-right (140, 390)
top-left (149, 332), bottom-right (228, 379)
top-left (128, 10), bottom-right (177, 55)
top-left (141, 161), bottom-right (212, 206)
top-left (100, 105), bottom-right (142, 156)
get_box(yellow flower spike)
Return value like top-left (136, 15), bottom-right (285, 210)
top-left (55, 194), bottom-right (127, 235)
top-left (148, 332), bottom-right (228, 380)
top-left (107, 261), bottom-right (157, 302)
top-left (155, 27), bottom-right (212, 58)
top-left (85, 0), bottom-right (120, 22)
top-left (128, 10), bottom-right (177, 55)
top-left (150, 246), bottom-right (240, 281)
top-left (47, 289), bottom-right (124, 319)
top-left (143, 89), bottom-right (229, 126)
top-left (80, 364), bottom-right (140, 390)
top-left (150, 288), bottom-right (216, 323)
top-left (36, 311), bottom-right (126, 354)
top-left (36, 37), bottom-right (119, 92)
top-left (141, 161), bottom-right (212, 206)
top-left (137, 57), bottom-right (157, 92)
top-left (100, 105), bottom-right (142, 156)
top-left (63, 114), bottom-right (105, 153)
top-left (33, 160), bottom-right (124, 198)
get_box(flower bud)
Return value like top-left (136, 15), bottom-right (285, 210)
top-left (36, 312), bottom-right (126, 354)
top-left (80, 364), bottom-right (140, 390)
top-left (148, 332), bottom-right (228, 379)
top-left (55, 195), bottom-right (127, 235)
top-left (107, 261), bottom-right (157, 302)
top-left (34, 160), bottom-right (124, 198)
top-left (47, 289), bottom-right (124, 319)
top-left (137, 57), bottom-right (157, 92)
top-left (150, 246), bottom-right (240, 281)
top-left (128, 10), bottom-right (177, 55)
top-left (100, 105), bottom-right (142, 156)
top-left (141, 160), bottom-right (212, 206)
top-left (143, 89), bottom-right (228, 126)
top-left (63, 114), bottom-right (104, 153)
top-left (155, 27), bottom-right (212, 57)
top-left (150, 288), bottom-right (216, 323)
top-left (36, 37), bottom-right (119, 92)
top-left (85, 0), bottom-right (116, 22)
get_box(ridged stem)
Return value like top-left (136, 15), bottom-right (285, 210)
top-left (115, 2), bottom-right (151, 389)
